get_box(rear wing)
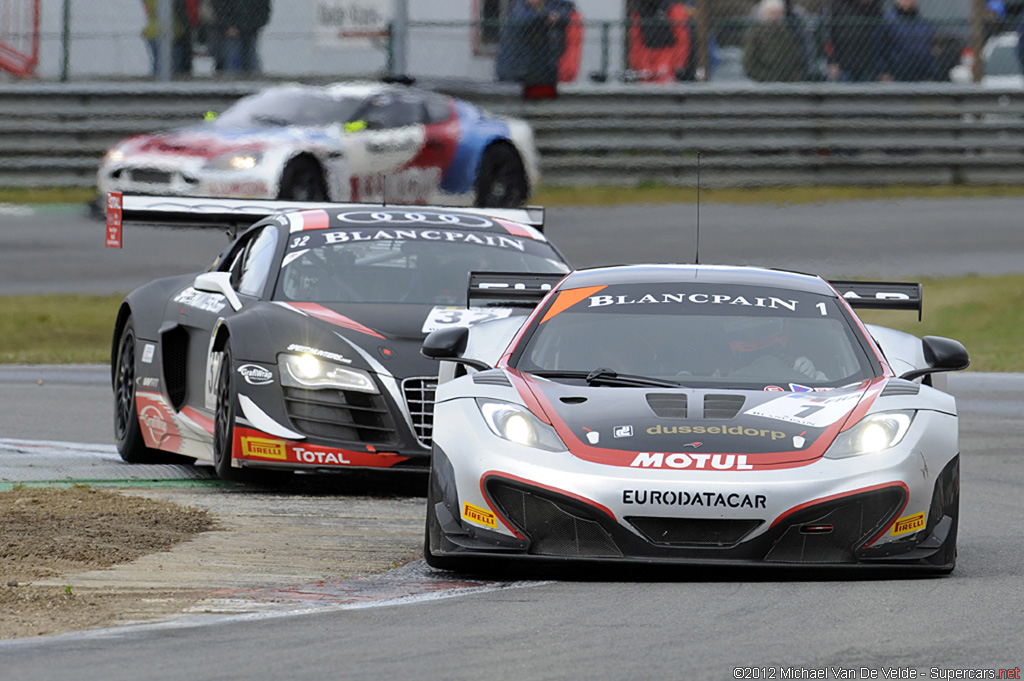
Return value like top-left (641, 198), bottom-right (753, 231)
top-left (829, 280), bottom-right (922, 320)
top-left (468, 271), bottom-right (566, 308)
top-left (105, 193), bottom-right (546, 244)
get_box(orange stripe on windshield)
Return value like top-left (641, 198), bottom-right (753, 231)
top-left (539, 285), bottom-right (607, 324)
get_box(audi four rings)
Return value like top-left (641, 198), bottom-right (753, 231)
top-left (107, 195), bottom-right (569, 480)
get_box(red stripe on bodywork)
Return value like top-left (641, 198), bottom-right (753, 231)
top-left (181, 406), bottom-right (215, 435)
top-left (494, 218), bottom-right (534, 238)
top-left (297, 210), bottom-right (330, 231)
top-left (515, 372), bottom-right (852, 471)
top-left (286, 302), bottom-right (386, 339)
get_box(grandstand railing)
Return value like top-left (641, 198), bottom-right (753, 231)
top-left (3, 81), bottom-right (1024, 190)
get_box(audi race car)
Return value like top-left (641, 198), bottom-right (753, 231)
top-left (109, 195), bottom-right (569, 481)
top-left (98, 82), bottom-right (539, 209)
top-left (421, 264), bottom-right (970, 573)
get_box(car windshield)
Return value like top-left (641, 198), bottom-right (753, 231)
top-left (274, 218), bottom-right (568, 305)
top-left (215, 89), bottom-right (367, 128)
top-left (515, 282), bottom-right (877, 389)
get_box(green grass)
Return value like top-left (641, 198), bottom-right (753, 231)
top-left (7, 183), bottom-right (1024, 209)
top-left (0, 295), bottom-right (122, 364)
top-left (857, 275), bottom-right (1024, 374)
top-left (1, 277), bottom-right (1022, 371)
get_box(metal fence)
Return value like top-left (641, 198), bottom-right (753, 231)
top-left (1, 1), bottom-right (1017, 86)
top-left (4, 81), bottom-right (1024, 191)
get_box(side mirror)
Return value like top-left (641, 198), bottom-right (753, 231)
top-left (193, 272), bottom-right (243, 312)
top-left (900, 335), bottom-right (970, 381)
top-left (421, 326), bottom-right (491, 371)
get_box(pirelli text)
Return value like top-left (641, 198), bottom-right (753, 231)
top-left (732, 668), bottom-right (1021, 680)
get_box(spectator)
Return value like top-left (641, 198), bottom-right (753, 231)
top-left (142, 0), bottom-right (193, 77)
top-left (495, 0), bottom-right (572, 86)
top-left (983, 1), bottom-right (1010, 43)
top-left (558, 3), bottom-right (583, 83)
top-left (742, 0), bottom-right (805, 82)
top-left (627, 0), bottom-right (692, 83)
top-left (209, 0), bottom-right (271, 75)
top-left (824, 0), bottom-right (885, 82)
top-left (881, 0), bottom-right (940, 81)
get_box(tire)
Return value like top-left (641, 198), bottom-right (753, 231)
top-left (213, 343), bottom-right (243, 481)
top-left (423, 467), bottom-right (460, 571)
top-left (475, 143), bottom-right (528, 208)
top-left (113, 318), bottom-right (191, 464)
top-left (277, 157), bottom-right (327, 201)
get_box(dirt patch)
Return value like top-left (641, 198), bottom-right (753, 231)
top-left (0, 481), bottom-right (427, 640)
top-left (0, 486), bottom-right (216, 639)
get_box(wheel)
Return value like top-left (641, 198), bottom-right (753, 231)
top-left (475, 144), bottom-right (528, 208)
top-left (113, 318), bottom-right (192, 465)
top-left (213, 343), bottom-right (244, 481)
top-left (277, 157), bottom-right (327, 201)
top-left (423, 466), bottom-right (460, 571)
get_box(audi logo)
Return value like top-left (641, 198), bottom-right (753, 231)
top-left (335, 210), bottom-right (494, 228)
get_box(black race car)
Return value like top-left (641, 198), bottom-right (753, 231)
top-left (109, 195), bottom-right (569, 480)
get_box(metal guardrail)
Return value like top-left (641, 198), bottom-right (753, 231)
top-left (2, 82), bottom-right (1024, 190)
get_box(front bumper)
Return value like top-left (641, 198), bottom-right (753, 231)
top-left (429, 401), bottom-right (960, 570)
top-left (98, 160), bottom-right (277, 199)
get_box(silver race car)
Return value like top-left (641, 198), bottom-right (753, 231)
top-left (421, 264), bottom-right (969, 573)
top-left (98, 82), bottom-right (539, 208)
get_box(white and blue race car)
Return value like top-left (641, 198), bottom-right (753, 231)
top-left (98, 82), bottom-right (539, 208)
top-left (421, 264), bottom-right (969, 573)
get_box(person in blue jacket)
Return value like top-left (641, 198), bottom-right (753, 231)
top-left (495, 0), bottom-right (572, 85)
top-left (880, 0), bottom-right (940, 81)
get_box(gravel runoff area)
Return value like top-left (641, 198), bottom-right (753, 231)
top-left (0, 480), bottom-right (427, 639)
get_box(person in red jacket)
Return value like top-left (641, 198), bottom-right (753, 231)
top-left (627, 0), bottom-right (691, 83)
top-left (558, 4), bottom-right (583, 82)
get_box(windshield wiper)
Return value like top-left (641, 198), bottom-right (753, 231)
top-left (531, 368), bottom-right (681, 388)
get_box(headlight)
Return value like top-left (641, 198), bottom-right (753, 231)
top-left (204, 151), bottom-right (263, 171)
top-left (278, 353), bottom-right (377, 393)
top-left (476, 399), bottom-right (566, 452)
top-left (825, 410), bottom-right (915, 459)
top-left (104, 148), bottom-right (125, 164)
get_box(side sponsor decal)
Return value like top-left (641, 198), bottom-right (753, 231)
top-left (134, 391), bottom-right (184, 452)
top-left (232, 426), bottom-right (410, 468)
top-left (141, 343), bottom-right (156, 364)
top-left (462, 502), bottom-right (498, 528)
top-left (630, 452), bottom-right (754, 471)
top-left (241, 436), bottom-right (287, 461)
top-left (613, 425), bottom-right (633, 438)
top-left (646, 424), bottom-right (786, 440)
top-left (891, 511), bottom-right (926, 536)
top-left (237, 364), bottom-right (273, 385)
top-left (286, 343), bottom-right (351, 364)
top-left (174, 287), bottom-right (227, 313)
top-left (623, 489), bottom-right (767, 509)
top-left (421, 306), bottom-right (514, 333)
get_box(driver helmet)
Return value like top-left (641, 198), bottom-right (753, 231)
top-left (726, 317), bottom-right (790, 356)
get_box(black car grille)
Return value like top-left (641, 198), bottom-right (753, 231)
top-left (764, 487), bottom-right (906, 563)
top-left (282, 386), bottom-right (397, 444)
top-left (627, 517), bottom-right (763, 547)
top-left (488, 482), bottom-right (623, 558)
top-left (129, 168), bottom-right (174, 184)
top-left (403, 377), bottom-right (437, 448)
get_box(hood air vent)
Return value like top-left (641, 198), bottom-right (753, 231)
top-left (646, 393), bottom-right (688, 419)
top-left (472, 370), bottom-right (512, 387)
top-left (703, 394), bottom-right (745, 419)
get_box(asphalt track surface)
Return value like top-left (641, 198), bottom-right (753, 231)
top-left (1, 200), bottom-right (1023, 678)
